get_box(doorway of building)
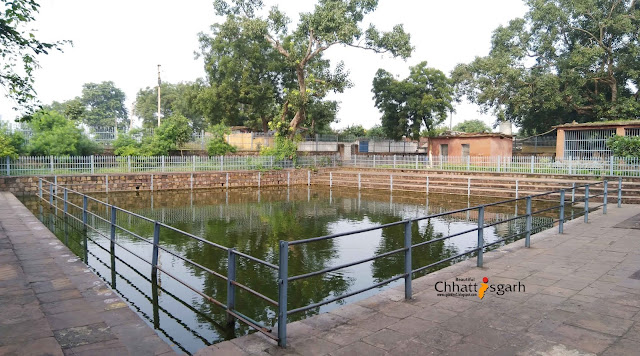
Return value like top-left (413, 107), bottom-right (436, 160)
top-left (462, 144), bottom-right (470, 158)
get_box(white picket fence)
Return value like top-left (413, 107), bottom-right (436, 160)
top-left (2, 154), bottom-right (639, 177)
top-left (347, 155), bottom-right (640, 177)
top-left (0, 155), bottom-right (337, 176)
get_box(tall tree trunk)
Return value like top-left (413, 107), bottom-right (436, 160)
top-left (289, 66), bottom-right (307, 139)
top-left (261, 116), bottom-right (268, 133)
top-left (610, 78), bottom-right (618, 103)
top-left (608, 55), bottom-right (617, 103)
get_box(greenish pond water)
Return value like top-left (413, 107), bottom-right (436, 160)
top-left (21, 187), bottom-right (574, 354)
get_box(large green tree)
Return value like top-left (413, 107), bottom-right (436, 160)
top-left (80, 81), bottom-right (129, 129)
top-left (1, 0), bottom-right (68, 112)
top-left (44, 98), bottom-right (85, 121)
top-left (133, 82), bottom-right (205, 131)
top-left (212, 0), bottom-right (413, 138)
top-left (453, 0), bottom-right (640, 134)
top-left (372, 61), bottom-right (454, 140)
top-left (198, 15), bottom-right (287, 133)
top-left (453, 119), bottom-right (491, 133)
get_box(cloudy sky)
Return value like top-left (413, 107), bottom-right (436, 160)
top-left (0, 0), bottom-right (528, 130)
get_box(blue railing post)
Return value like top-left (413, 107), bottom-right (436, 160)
top-left (559, 190), bottom-right (565, 234)
top-left (404, 219), bottom-right (412, 299)
top-left (63, 188), bottom-right (68, 214)
top-left (277, 240), bottom-right (289, 347)
top-left (110, 206), bottom-right (117, 243)
top-left (603, 181), bottom-right (608, 214)
top-left (49, 183), bottom-right (54, 205)
top-left (226, 248), bottom-right (237, 326)
top-left (5, 156), bottom-right (10, 176)
top-left (572, 182), bottom-right (576, 203)
top-left (618, 177), bottom-right (622, 208)
top-left (477, 206), bottom-right (485, 267)
top-left (584, 185), bottom-right (589, 223)
top-left (151, 222), bottom-right (160, 279)
top-left (38, 178), bottom-right (42, 199)
top-left (525, 196), bottom-right (532, 247)
top-left (82, 196), bottom-right (88, 226)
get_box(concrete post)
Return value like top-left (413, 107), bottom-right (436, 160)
top-left (559, 190), bottom-right (565, 234)
top-left (277, 241), bottom-right (289, 347)
top-left (477, 206), bottom-right (485, 267)
top-left (404, 220), bottom-right (412, 299)
top-left (525, 196), bottom-right (532, 247)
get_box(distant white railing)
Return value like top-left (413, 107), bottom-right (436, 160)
top-left (347, 155), bottom-right (640, 177)
top-left (0, 155), bottom-right (337, 176)
top-left (3, 154), bottom-right (639, 177)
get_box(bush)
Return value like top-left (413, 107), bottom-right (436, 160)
top-left (113, 115), bottom-right (193, 156)
top-left (0, 123), bottom-right (25, 159)
top-left (27, 111), bottom-right (101, 156)
top-left (112, 132), bottom-right (142, 156)
top-left (206, 124), bottom-right (236, 156)
top-left (607, 135), bottom-right (640, 158)
top-left (260, 136), bottom-right (297, 161)
top-left (147, 114), bottom-right (192, 155)
top-left (207, 139), bottom-right (236, 156)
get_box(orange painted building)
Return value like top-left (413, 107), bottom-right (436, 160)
top-left (427, 133), bottom-right (513, 157)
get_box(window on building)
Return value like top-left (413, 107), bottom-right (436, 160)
top-left (625, 128), bottom-right (640, 137)
top-left (564, 129), bottom-right (615, 160)
top-left (461, 144), bottom-right (470, 158)
top-left (440, 144), bottom-right (448, 157)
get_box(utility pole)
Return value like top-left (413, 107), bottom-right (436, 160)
top-left (129, 102), bottom-right (135, 132)
top-left (157, 64), bottom-right (161, 127)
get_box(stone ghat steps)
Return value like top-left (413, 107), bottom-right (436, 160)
top-left (315, 170), bottom-right (639, 189)
top-left (313, 171), bottom-right (639, 203)
top-left (334, 166), bottom-right (640, 182)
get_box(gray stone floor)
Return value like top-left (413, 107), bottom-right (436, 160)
top-left (196, 205), bottom-right (640, 356)
top-left (0, 192), bottom-right (177, 356)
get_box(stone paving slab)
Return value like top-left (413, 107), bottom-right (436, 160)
top-left (195, 205), bottom-right (640, 356)
top-left (0, 192), bottom-right (178, 356)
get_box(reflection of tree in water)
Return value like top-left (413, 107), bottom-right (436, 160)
top-left (153, 199), bottom-right (353, 335)
top-left (372, 218), bottom-right (458, 283)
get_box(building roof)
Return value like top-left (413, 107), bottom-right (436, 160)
top-left (432, 132), bottom-right (512, 139)
top-left (553, 120), bottom-right (640, 129)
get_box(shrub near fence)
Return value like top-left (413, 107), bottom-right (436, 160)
top-left (0, 155), bottom-right (338, 176)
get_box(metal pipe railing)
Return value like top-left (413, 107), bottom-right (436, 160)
top-left (37, 176), bottom-right (618, 348)
top-left (277, 178), bottom-right (614, 347)
top-left (38, 177), bottom-right (277, 341)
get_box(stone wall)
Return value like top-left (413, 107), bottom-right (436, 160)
top-left (0, 170), bottom-right (313, 196)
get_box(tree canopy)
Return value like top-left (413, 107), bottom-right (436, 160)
top-left (452, 119), bottom-right (491, 133)
top-left (453, 0), bottom-right (640, 134)
top-left (1, 0), bottom-right (68, 112)
top-left (133, 82), bottom-right (205, 131)
top-left (198, 15), bottom-right (287, 133)
top-left (372, 61), bottom-right (454, 140)
top-left (80, 81), bottom-right (129, 129)
top-left (340, 124), bottom-right (366, 137)
top-left (211, 0), bottom-right (413, 138)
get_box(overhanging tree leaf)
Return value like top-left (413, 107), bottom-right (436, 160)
top-left (0, 0), bottom-right (69, 112)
